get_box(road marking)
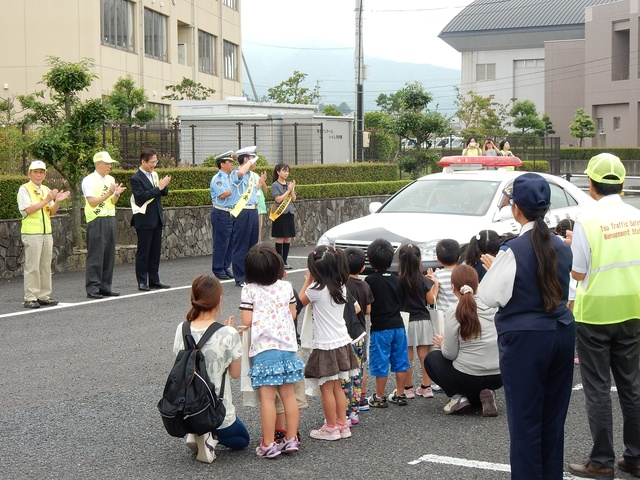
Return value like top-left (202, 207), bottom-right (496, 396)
top-left (408, 454), bottom-right (623, 479)
top-left (0, 272), bottom-right (307, 320)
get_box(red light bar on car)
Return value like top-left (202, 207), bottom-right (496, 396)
top-left (438, 156), bottom-right (522, 169)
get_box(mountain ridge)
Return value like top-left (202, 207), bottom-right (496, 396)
top-left (241, 45), bottom-right (460, 115)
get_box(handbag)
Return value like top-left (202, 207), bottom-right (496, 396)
top-left (240, 328), bottom-right (260, 407)
top-left (429, 301), bottom-right (445, 335)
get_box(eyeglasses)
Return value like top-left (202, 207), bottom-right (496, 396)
top-left (508, 199), bottom-right (515, 206)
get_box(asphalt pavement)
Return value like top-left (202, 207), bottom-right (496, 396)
top-left (0, 246), bottom-right (634, 479)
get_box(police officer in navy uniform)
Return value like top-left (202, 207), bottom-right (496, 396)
top-left (479, 173), bottom-right (575, 480)
top-left (229, 146), bottom-right (266, 286)
top-left (210, 150), bottom-right (235, 280)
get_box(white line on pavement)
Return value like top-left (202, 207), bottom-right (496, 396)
top-left (408, 454), bottom-right (624, 479)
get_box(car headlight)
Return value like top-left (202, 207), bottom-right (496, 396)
top-left (317, 234), bottom-right (331, 246)
top-left (418, 240), bottom-right (440, 263)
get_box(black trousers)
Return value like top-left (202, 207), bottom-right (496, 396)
top-left (424, 349), bottom-right (503, 405)
top-left (135, 226), bottom-right (162, 286)
top-left (85, 216), bottom-right (116, 295)
top-left (577, 319), bottom-right (640, 468)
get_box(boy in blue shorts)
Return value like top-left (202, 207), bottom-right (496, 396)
top-left (364, 238), bottom-right (410, 407)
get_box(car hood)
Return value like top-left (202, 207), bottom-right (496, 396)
top-left (325, 212), bottom-right (508, 246)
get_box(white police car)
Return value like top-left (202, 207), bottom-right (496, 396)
top-left (317, 156), bottom-right (594, 270)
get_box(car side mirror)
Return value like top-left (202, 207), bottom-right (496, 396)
top-left (499, 205), bottom-right (514, 221)
top-left (369, 202), bottom-right (382, 214)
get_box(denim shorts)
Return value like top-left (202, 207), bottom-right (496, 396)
top-left (369, 328), bottom-right (410, 377)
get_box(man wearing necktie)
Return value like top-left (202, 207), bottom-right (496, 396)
top-left (130, 148), bottom-right (172, 291)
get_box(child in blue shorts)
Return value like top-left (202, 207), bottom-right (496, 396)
top-left (364, 238), bottom-right (411, 407)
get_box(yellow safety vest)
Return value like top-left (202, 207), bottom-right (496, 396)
top-left (574, 198), bottom-right (640, 325)
top-left (20, 182), bottom-right (52, 235)
top-left (84, 172), bottom-right (116, 223)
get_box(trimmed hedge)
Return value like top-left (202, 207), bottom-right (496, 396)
top-left (110, 162), bottom-right (400, 191)
top-left (559, 147), bottom-right (640, 160)
top-left (146, 181), bottom-right (412, 208)
top-left (0, 176), bottom-right (24, 219)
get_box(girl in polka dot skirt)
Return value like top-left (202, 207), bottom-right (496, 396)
top-left (241, 243), bottom-right (305, 458)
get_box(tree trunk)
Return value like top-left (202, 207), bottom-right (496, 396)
top-left (70, 185), bottom-right (84, 249)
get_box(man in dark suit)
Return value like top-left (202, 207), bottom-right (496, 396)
top-left (130, 148), bottom-right (172, 291)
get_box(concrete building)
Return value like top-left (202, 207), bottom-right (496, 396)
top-left (439, 0), bottom-right (621, 145)
top-left (0, 0), bottom-right (243, 120)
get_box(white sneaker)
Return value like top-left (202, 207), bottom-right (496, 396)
top-left (195, 432), bottom-right (217, 463)
top-left (185, 433), bottom-right (198, 453)
top-left (443, 394), bottom-right (470, 415)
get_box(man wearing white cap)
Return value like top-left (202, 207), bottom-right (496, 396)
top-left (17, 160), bottom-right (71, 308)
top-left (210, 150), bottom-right (235, 280)
top-left (82, 151), bottom-right (126, 299)
top-left (229, 146), bottom-right (266, 286)
top-left (568, 153), bottom-right (640, 478)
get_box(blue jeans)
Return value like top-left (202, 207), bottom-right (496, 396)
top-left (214, 416), bottom-right (249, 450)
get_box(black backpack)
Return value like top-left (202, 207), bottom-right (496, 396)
top-left (158, 321), bottom-right (227, 437)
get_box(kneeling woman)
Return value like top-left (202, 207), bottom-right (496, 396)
top-left (424, 264), bottom-right (502, 416)
top-left (173, 275), bottom-right (250, 463)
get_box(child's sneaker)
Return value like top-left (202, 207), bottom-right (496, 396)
top-left (359, 396), bottom-right (370, 411)
top-left (338, 423), bottom-right (352, 439)
top-left (348, 411), bottom-right (360, 425)
top-left (278, 436), bottom-right (300, 453)
top-left (274, 429), bottom-right (287, 444)
top-left (309, 423), bottom-right (341, 441)
top-left (256, 438), bottom-right (281, 458)
top-left (416, 385), bottom-right (435, 398)
top-left (430, 382), bottom-right (443, 393)
top-left (388, 390), bottom-right (408, 406)
top-left (443, 394), bottom-right (471, 414)
top-left (404, 386), bottom-right (416, 399)
top-left (367, 393), bottom-right (388, 408)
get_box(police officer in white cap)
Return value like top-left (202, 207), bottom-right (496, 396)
top-left (210, 150), bottom-right (235, 280)
top-left (17, 160), bottom-right (71, 308)
top-left (229, 146), bottom-right (267, 286)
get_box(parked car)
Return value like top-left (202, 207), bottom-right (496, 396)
top-left (317, 157), bottom-right (594, 271)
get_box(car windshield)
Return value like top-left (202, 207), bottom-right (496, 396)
top-left (379, 178), bottom-right (502, 216)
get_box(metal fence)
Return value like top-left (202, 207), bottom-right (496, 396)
top-left (101, 120), bottom-right (327, 167)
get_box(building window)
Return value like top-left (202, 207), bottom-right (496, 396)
top-left (476, 63), bottom-right (496, 82)
top-left (597, 117), bottom-right (604, 131)
top-left (613, 116), bottom-right (621, 130)
top-left (612, 21), bottom-right (630, 81)
top-left (222, 0), bottom-right (238, 10)
top-left (514, 59), bottom-right (545, 68)
top-left (224, 40), bottom-right (238, 80)
top-left (148, 102), bottom-right (169, 123)
top-left (102, 0), bottom-right (134, 52)
top-left (198, 30), bottom-right (215, 75)
top-left (144, 8), bottom-right (168, 61)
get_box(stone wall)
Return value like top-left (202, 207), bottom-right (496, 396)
top-left (0, 195), bottom-right (389, 279)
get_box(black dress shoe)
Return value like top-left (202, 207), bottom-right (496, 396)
top-left (150, 282), bottom-right (171, 289)
top-left (138, 284), bottom-right (150, 291)
top-left (87, 293), bottom-right (104, 299)
top-left (213, 273), bottom-right (231, 280)
top-left (99, 290), bottom-right (120, 297)
top-left (568, 460), bottom-right (614, 478)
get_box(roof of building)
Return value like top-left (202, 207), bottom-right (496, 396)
top-left (440, 0), bottom-right (620, 35)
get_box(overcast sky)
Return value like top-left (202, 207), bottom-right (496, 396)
top-left (241, 1), bottom-right (474, 70)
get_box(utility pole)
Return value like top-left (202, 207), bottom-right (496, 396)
top-left (355, 0), bottom-right (365, 162)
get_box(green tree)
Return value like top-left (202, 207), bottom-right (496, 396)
top-left (569, 108), bottom-right (596, 147)
top-left (104, 75), bottom-right (156, 123)
top-left (321, 104), bottom-right (342, 116)
top-left (454, 87), bottom-right (510, 140)
top-left (18, 56), bottom-right (110, 247)
top-left (539, 113), bottom-right (556, 137)
top-left (510, 100), bottom-right (545, 134)
top-left (0, 94), bottom-right (21, 124)
top-left (162, 77), bottom-right (216, 101)
top-left (381, 82), bottom-right (449, 158)
top-left (267, 71), bottom-right (320, 105)
top-left (364, 111), bottom-right (392, 130)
